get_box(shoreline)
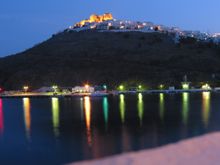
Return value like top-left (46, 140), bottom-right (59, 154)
top-left (69, 132), bottom-right (220, 165)
top-left (0, 89), bottom-right (216, 98)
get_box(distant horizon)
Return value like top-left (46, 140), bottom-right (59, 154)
top-left (0, 0), bottom-right (219, 57)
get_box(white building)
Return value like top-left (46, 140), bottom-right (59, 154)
top-left (72, 86), bottom-right (94, 93)
top-left (68, 16), bottom-right (220, 44)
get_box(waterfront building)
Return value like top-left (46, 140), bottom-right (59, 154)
top-left (72, 85), bottom-right (94, 93)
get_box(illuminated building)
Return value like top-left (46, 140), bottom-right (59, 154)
top-left (72, 85), bottom-right (94, 93)
top-left (74, 13), bottom-right (113, 27)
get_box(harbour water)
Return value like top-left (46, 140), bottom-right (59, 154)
top-left (0, 92), bottom-right (219, 164)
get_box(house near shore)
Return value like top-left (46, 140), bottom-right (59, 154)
top-left (72, 86), bottom-right (95, 93)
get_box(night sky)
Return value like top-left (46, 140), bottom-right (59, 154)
top-left (0, 0), bottom-right (219, 57)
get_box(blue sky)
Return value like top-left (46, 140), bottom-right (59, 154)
top-left (0, 0), bottom-right (219, 57)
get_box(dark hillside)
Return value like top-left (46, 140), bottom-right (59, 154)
top-left (0, 31), bottom-right (220, 89)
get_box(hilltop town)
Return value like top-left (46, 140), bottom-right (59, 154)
top-left (69, 13), bottom-right (220, 44)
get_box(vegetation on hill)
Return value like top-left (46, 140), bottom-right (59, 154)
top-left (0, 31), bottom-right (220, 90)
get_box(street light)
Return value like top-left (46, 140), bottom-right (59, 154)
top-left (182, 83), bottom-right (189, 90)
top-left (23, 86), bottom-right (29, 93)
top-left (85, 84), bottom-right (89, 88)
top-left (52, 85), bottom-right (58, 93)
top-left (103, 85), bottom-right (107, 90)
top-left (84, 84), bottom-right (90, 93)
top-left (138, 85), bottom-right (142, 90)
top-left (159, 84), bottom-right (164, 90)
top-left (119, 85), bottom-right (124, 91)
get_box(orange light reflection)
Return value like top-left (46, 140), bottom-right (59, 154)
top-left (23, 98), bottom-right (31, 139)
top-left (84, 96), bottom-right (92, 146)
top-left (202, 92), bottom-right (211, 128)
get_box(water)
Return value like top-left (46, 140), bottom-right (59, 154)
top-left (0, 92), bottom-right (219, 164)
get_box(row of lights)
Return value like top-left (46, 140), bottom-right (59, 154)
top-left (20, 83), bottom-right (212, 93)
top-left (22, 84), bottom-right (107, 93)
top-left (118, 83), bottom-right (212, 91)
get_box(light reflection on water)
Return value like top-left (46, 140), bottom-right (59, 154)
top-left (103, 97), bottom-right (109, 130)
top-left (84, 96), bottom-right (92, 146)
top-left (159, 93), bottom-right (165, 121)
top-left (119, 94), bottom-right (125, 123)
top-left (51, 97), bottom-right (60, 137)
top-left (137, 93), bottom-right (144, 126)
top-left (18, 93), bottom-right (213, 141)
top-left (202, 92), bottom-right (211, 128)
top-left (182, 92), bottom-right (189, 125)
top-left (23, 98), bottom-right (31, 140)
top-left (80, 98), bottom-right (84, 121)
top-left (0, 92), bottom-right (219, 164)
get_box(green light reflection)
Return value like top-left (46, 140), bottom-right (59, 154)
top-left (103, 97), bottom-right (109, 129)
top-left (137, 93), bottom-right (144, 126)
top-left (182, 92), bottom-right (189, 125)
top-left (51, 97), bottom-right (60, 137)
top-left (119, 94), bottom-right (125, 123)
top-left (159, 93), bottom-right (165, 121)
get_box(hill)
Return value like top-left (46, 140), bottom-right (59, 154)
top-left (0, 30), bottom-right (220, 90)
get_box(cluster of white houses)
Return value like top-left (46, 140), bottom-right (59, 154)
top-left (35, 85), bottom-right (100, 93)
top-left (68, 14), bottom-right (220, 44)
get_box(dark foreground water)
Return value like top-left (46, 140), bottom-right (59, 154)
top-left (0, 92), bottom-right (219, 164)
